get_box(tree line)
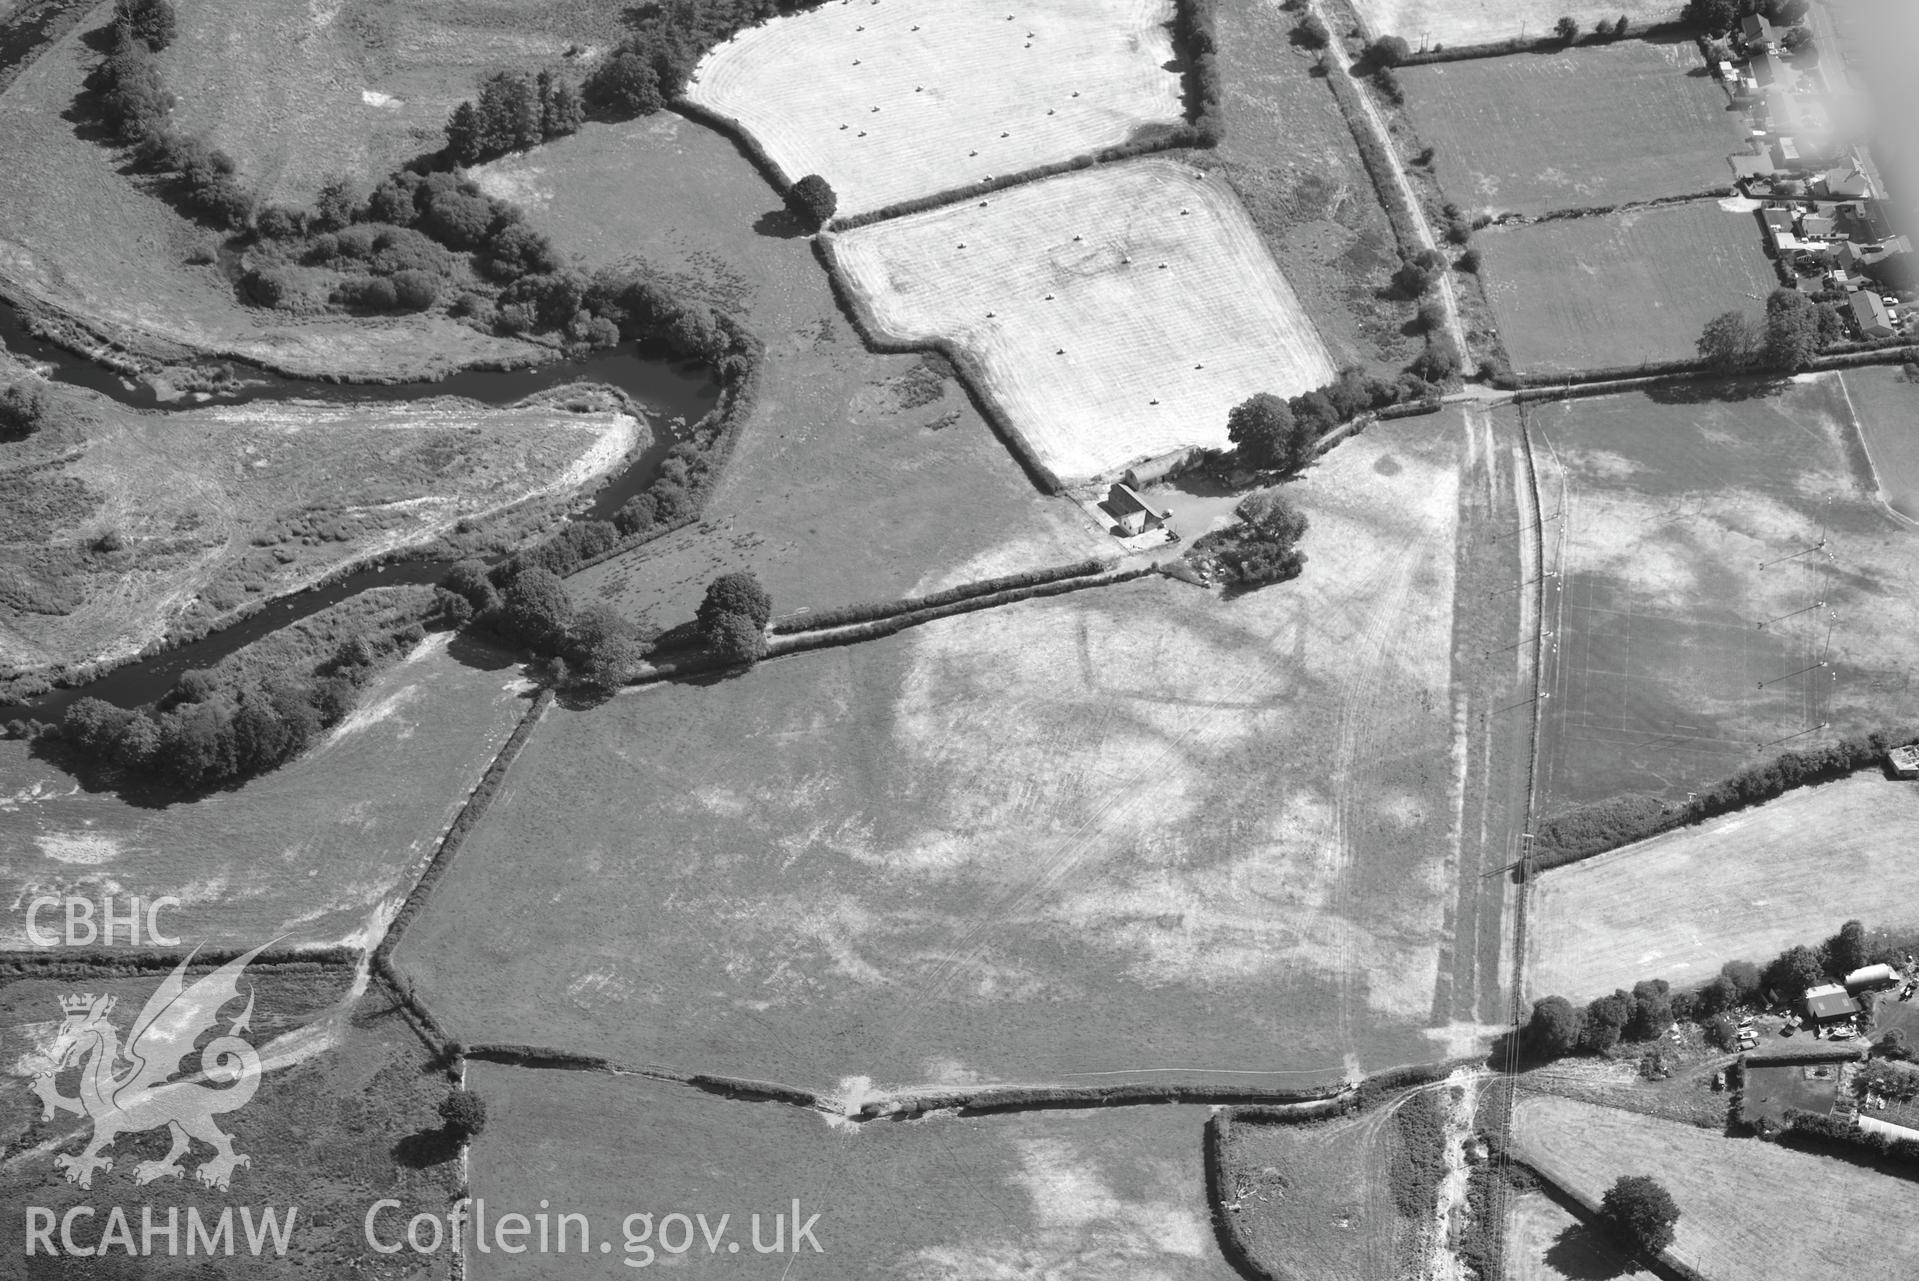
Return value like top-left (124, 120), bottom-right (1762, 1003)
top-left (1698, 287), bottom-right (1845, 373)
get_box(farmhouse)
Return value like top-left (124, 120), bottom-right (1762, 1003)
top-left (1804, 983), bottom-right (1861, 1029)
top-left (1850, 290), bottom-right (1895, 340)
top-left (1102, 482), bottom-right (1169, 536)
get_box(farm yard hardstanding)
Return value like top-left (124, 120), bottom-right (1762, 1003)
top-left (684, 0), bottom-right (1187, 218)
top-left (830, 159), bottom-right (1337, 486)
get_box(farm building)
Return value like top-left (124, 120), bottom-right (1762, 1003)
top-left (1763, 207), bottom-right (1796, 251)
top-left (1890, 743), bottom-right (1919, 777)
top-left (1750, 50), bottom-right (1778, 88)
top-left (1845, 964), bottom-right (1899, 994)
top-left (1102, 482), bottom-right (1169, 536)
top-left (1804, 983), bottom-right (1861, 1028)
top-left (1851, 290), bottom-right (1895, 339)
top-left (1816, 166), bottom-right (1873, 200)
top-left (1741, 13), bottom-right (1780, 51)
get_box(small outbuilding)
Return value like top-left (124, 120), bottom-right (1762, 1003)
top-left (1102, 482), bottom-right (1169, 536)
top-left (1804, 983), bottom-right (1861, 1028)
top-left (1890, 743), bottom-right (1919, 777)
top-left (1846, 964), bottom-right (1899, 994)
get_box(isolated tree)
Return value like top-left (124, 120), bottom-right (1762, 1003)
top-left (786, 174), bottom-right (838, 230)
top-left (113, 0), bottom-right (177, 51)
top-left (1822, 919), bottom-right (1868, 978)
top-left (0, 380), bottom-right (49, 438)
top-left (1526, 995), bottom-right (1585, 1058)
top-left (1762, 944), bottom-right (1827, 1004)
top-left (1555, 16), bottom-right (1580, 42)
top-left (1697, 310), bottom-right (1758, 368)
top-left (1764, 288), bottom-right (1820, 371)
top-left (697, 571), bottom-right (772, 636)
top-left (1226, 393), bottom-right (1312, 472)
top-left (1370, 34), bottom-right (1411, 67)
top-left (1601, 1175), bottom-right (1680, 1257)
top-left (707, 611), bottom-right (768, 666)
top-left (439, 1089), bottom-right (488, 1141)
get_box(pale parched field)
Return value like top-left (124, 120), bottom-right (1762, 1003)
top-left (0, 376), bottom-right (637, 673)
top-left (466, 1064), bottom-right (1237, 1280)
top-left (684, 0), bottom-right (1186, 217)
top-left (1351, 0), bottom-right (1682, 46)
top-left (1513, 1094), bottom-right (1919, 1281)
top-left (1502, 1190), bottom-right (1655, 1281)
top-left (1526, 777), bottom-right (1919, 1002)
top-left (400, 423), bottom-right (1466, 1091)
top-left (1217, 1110), bottom-right (1411, 1281)
top-left (0, 632), bottom-right (534, 951)
top-left (832, 159), bottom-right (1336, 486)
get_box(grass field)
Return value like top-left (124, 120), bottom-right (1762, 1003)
top-left (471, 112), bottom-right (1109, 630)
top-left (1743, 1059), bottom-right (1842, 1126)
top-left (683, 0), bottom-right (1186, 218)
top-left (1403, 38), bottom-right (1742, 216)
top-left (1525, 776), bottom-right (1919, 1000)
top-left (1513, 1093), bottom-right (1919, 1280)
top-left (1192, 0), bottom-right (1421, 376)
top-left (0, 631), bottom-right (533, 951)
top-left (399, 422), bottom-right (1484, 1090)
top-left (161, 0), bottom-right (633, 205)
top-left (462, 1064), bottom-right (1234, 1279)
top-left (0, 9), bottom-right (541, 378)
top-left (832, 158), bottom-right (1337, 486)
top-left (1842, 365), bottom-right (1919, 522)
top-left (1502, 1189), bottom-right (1655, 1281)
top-left (1478, 202), bottom-right (1777, 372)
top-left (1216, 1110), bottom-right (1414, 1281)
top-left (1351, 0), bottom-right (1683, 46)
top-left (1531, 375), bottom-right (1919, 807)
top-left (0, 371), bottom-right (636, 674)
top-left (0, 973), bottom-right (457, 1278)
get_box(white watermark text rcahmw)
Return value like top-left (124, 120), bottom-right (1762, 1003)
top-left (26, 1205), bottom-right (297, 1257)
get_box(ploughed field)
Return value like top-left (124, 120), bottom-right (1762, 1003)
top-left (1530, 376), bottom-right (1919, 808)
top-left (0, 633), bottom-right (534, 951)
top-left (1402, 38), bottom-right (1742, 217)
top-left (398, 424), bottom-right (1475, 1092)
top-left (1512, 1094), bottom-right (1919, 1281)
top-left (1350, 0), bottom-right (1683, 47)
top-left (683, 0), bottom-right (1187, 218)
top-left (1524, 776), bottom-right (1919, 1000)
top-left (830, 158), bottom-right (1336, 487)
top-left (463, 1063), bottom-right (1237, 1279)
top-left (1478, 202), bottom-right (1777, 373)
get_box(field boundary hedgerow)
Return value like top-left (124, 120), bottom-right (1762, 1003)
top-left (1319, 48), bottom-right (1424, 258)
top-left (1527, 188), bottom-right (1736, 225)
top-left (1390, 22), bottom-right (1696, 67)
top-left (0, 948), bottom-right (359, 978)
top-left (1522, 723), bottom-right (1919, 878)
top-left (769, 558), bottom-right (1110, 633)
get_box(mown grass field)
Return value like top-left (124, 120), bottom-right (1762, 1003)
top-left (463, 1063), bottom-right (1235, 1279)
top-left (1525, 776), bottom-right (1919, 1000)
top-left (0, 371), bottom-right (635, 674)
top-left (0, 631), bottom-right (533, 951)
top-left (0, 8), bottom-right (540, 377)
top-left (1193, 0), bottom-right (1420, 376)
top-left (1531, 376), bottom-right (1919, 808)
top-left (684, 0), bottom-right (1186, 218)
top-left (1351, 0), bottom-right (1683, 46)
top-left (1502, 1189), bottom-right (1654, 1281)
top-left (0, 972), bottom-right (457, 1278)
top-left (400, 424), bottom-right (1473, 1091)
top-left (1512, 1093), bottom-right (1919, 1280)
top-left (832, 158), bottom-right (1336, 486)
top-left (1403, 38), bottom-right (1741, 216)
top-left (1478, 202), bottom-right (1777, 372)
top-left (472, 112), bottom-right (1109, 630)
top-left (1215, 1110), bottom-right (1414, 1281)
top-left (1842, 365), bottom-right (1919, 522)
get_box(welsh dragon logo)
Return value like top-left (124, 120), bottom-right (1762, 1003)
top-left (31, 942), bottom-right (270, 1191)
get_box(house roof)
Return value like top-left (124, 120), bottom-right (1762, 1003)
top-left (1852, 291), bottom-right (1893, 327)
top-left (1106, 483), bottom-right (1165, 520)
top-left (1742, 13), bottom-right (1776, 41)
top-left (1751, 51), bottom-right (1777, 84)
top-left (1806, 987), bottom-right (1860, 1020)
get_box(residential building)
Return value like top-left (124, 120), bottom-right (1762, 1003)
top-left (1851, 290), bottom-right (1895, 339)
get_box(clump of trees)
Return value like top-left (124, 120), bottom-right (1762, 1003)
top-left (1223, 368), bottom-right (1429, 471)
top-left (445, 70), bottom-right (584, 167)
top-left (58, 621), bottom-right (426, 788)
top-left (1190, 490), bottom-right (1310, 586)
top-left (696, 571), bottom-right (771, 665)
top-left (584, 0), bottom-right (832, 116)
top-left (112, 0), bottom-right (176, 52)
top-left (434, 553), bottom-right (647, 692)
top-left (1685, 0), bottom-right (1806, 37)
top-left (1, 380), bottom-right (49, 439)
top-left (1601, 1175), bottom-right (1680, 1257)
top-left (1393, 248), bottom-right (1450, 299)
top-left (439, 1088), bottom-right (487, 1142)
top-left (785, 175), bottom-right (837, 231)
top-left (1703, 289), bottom-right (1835, 372)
